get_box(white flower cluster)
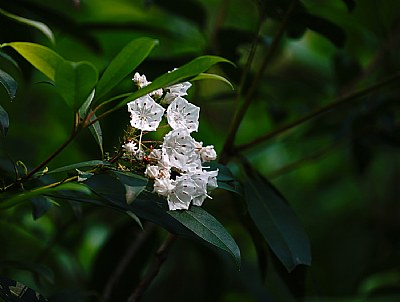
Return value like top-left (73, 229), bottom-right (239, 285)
top-left (124, 72), bottom-right (218, 211)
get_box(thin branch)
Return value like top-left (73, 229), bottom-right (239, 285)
top-left (102, 223), bottom-right (156, 302)
top-left (235, 70), bottom-right (400, 152)
top-left (126, 233), bottom-right (177, 302)
top-left (220, 0), bottom-right (299, 163)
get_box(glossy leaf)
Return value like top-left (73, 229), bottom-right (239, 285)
top-left (0, 183), bottom-right (91, 210)
top-left (96, 37), bottom-right (159, 99)
top-left (0, 105), bottom-right (9, 136)
top-left (55, 60), bottom-right (98, 111)
top-left (115, 55), bottom-right (233, 110)
top-left (3, 42), bottom-right (64, 81)
top-left (168, 206), bottom-right (241, 268)
top-left (192, 73), bottom-right (234, 90)
top-left (0, 8), bottom-right (55, 44)
top-left (243, 168), bottom-right (311, 272)
top-left (0, 69), bottom-right (17, 100)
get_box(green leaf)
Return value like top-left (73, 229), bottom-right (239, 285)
top-left (0, 104), bottom-right (9, 136)
top-left (36, 160), bottom-right (112, 176)
top-left (243, 167), bottom-right (311, 272)
top-left (110, 171), bottom-right (148, 205)
top-left (0, 183), bottom-right (91, 210)
top-left (3, 42), bottom-right (64, 81)
top-left (192, 72), bottom-right (234, 90)
top-left (55, 60), bottom-right (98, 111)
top-left (0, 69), bottom-right (17, 100)
top-left (30, 196), bottom-right (53, 220)
top-left (0, 275), bottom-right (49, 301)
top-left (88, 114), bottom-right (104, 156)
top-left (114, 55), bottom-right (233, 110)
top-left (79, 88), bottom-right (96, 118)
top-left (168, 206), bottom-right (241, 268)
top-left (206, 163), bottom-right (244, 196)
top-left (96, 37), bottom-right (159, 99)
top-left (0, 8), bottom-right (55, 44)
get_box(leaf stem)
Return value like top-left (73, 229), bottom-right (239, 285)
top-left (220, 0), bottom-right (298, 163)
top-left (235, 70), bottom-right (400, 152)
top-left (126, 233), bottom-right (177, 302)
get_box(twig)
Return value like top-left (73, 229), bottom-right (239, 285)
top-left (235, 70), bottom-right (400, 152)
top-left (126, 233), bottom-right (177, 302)
top-left (102, 223), bottom-right (156, 302)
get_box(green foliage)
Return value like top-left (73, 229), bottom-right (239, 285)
top-left (0, 1), bottom-right (399, 301)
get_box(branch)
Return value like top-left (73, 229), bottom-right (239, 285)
top-left (220, 0), bottom-right (299, 163)
top-left (102, 223), bottom-right (156, 302)
top-left (235, 70), bottom-right (400, 152)
top-left (126, 233), bottom-right (177, 302)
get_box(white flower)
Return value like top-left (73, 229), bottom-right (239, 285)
top-left (127, 95), bottom-right (165, 131)
top-left (154, 178), bottom-right (175, 197)
top-left (163, 82), bottom-right (192, 104)
top-left (133, 72), bottom-right (163, 99)
top-left (122, 141), bottom-right (138, 154)
top-left (166, 97), bottom-right (200, 133)
top-left (145, 165), bottom-right (161, 179)
top-left (188, 169), bottom-right (218, 206)
top-left (132, 72), bottom-right (149, 88)
top-left (167, 174), bottom-right (197, 210)
top-left (197, 144), bottom-right (217, 162)
top-left (161, 128), bottom-right (196, 171)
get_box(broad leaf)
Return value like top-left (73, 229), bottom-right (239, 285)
top-left (0, 105), bottom-right (9, 136)
top-left (3, 42), bottom-right (64, 81)
top-left (168, 206), bottom-right (241, 268)
top-left (0, 183), bottom-right (91, 210)
top-left (0, 69), bottom-right (17, 100)
top-left (55, 60), bottom-right (98, 111)
top-left (114, 55), bottom-right (233, 110)
top-left (243, 167), bottom-right (311, 272)
top-left (96, 37), bottom-right (159, 99)
top-left (0, 8), bottom-right (55, 44)
top-left (206, 163), bottom-right (244, 196)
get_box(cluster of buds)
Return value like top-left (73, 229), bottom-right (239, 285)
top-left (122, 72), bottom-right (218, 211)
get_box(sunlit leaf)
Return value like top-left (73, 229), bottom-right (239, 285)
top-left (0, 8), bottom-right (55, 44)
top-left (168, 206), bottom-right (241, 268)
top-left (192, 73), bottom-right (234, 90)
top-left (96, 37), bottom-right (159, 99)
top-left (55, 60), bottom-right (98, 111)
top-left (3, 42), bottom-right (64, 81)
top-left (243, 167), bottom-right (311, 272)
top-left (0, 69), bottom-right (17, 100)
top-left (114, 55), bottom-right (233, 110)
top-left (0, 104), bottom-right (9, 136)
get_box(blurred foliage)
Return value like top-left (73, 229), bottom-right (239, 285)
top-left (0, 0), bottom-right (400, 301)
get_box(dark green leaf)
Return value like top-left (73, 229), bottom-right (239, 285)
top-left (0, 105), bottom-right (9, 136)
top-left (168, 206), bottom-right (241, 268)
top-left (96, 37), bottom-right (159, 99)
top-left (0, 69), bottom-right (17, 100)
top-left (0, 7), bottom-right (55, 44)
top-left (114, 55), bottom-right (233, 110)
top-left (87, 112), bottom-right (103, 155)
top-left (79, 88), bottom-right (96, 118)
top-left (84, 173), bottom-right (195, 237)
top-left (0, 261), bottom-right (54, 284)
top-left (110, 171), bottom-right (148, 204)
top-left (3, 42), bottom-right (64, 81)
top-left (206, 163), bottom-right (244, 196)
top-left (293, 13), bottom-right (346, 48)
top-left (30, 196), bottom-right (53, 220)
top-left (243, 167), bottom-right (311, 272)
top-left (0, 51), bottom-right (20, 70)
top-left (341, 0), bottom-right (356, 12)
top-left (55, 60), bottom-right (98, 111)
